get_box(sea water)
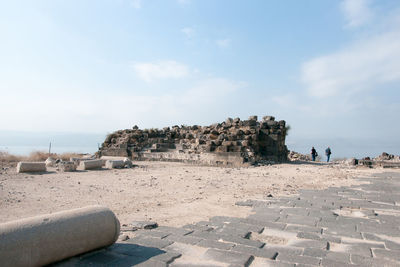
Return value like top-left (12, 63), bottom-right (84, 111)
top-left (0, 145), bottom-right (99, 155)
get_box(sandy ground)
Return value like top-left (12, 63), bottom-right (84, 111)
top-left (0, 161), bottom-right (397, 227)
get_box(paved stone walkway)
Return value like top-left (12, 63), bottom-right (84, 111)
top-left (56, 172), bottom-right (400, 266)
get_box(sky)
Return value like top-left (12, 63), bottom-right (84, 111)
top-left (0, 0), bottom-right (399, 158)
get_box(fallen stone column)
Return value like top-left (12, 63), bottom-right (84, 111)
top-left (16, 162), bottom-right (46, 173)
top-left (0, 205), bottom-right (120, 267)
top-left (105, 160), bottom-right (125, 169)
top-left (100, 156), bottom-right (129, 166)
top-left (78, 159), bottom-right (103, 170)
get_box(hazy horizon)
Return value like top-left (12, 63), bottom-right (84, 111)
top-left (0, 128), bottom-right (397, 159)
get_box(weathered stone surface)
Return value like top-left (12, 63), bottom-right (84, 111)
top-left (203, 249), bottom-right (254, 266)
top-left (164, 234), bottom-right (202, 245)
top-left (196, 239), bottom-right (234, 250)
top-left (276, 253), bottom-right (321, 266)
top-left (77, 159), bottom-right (102, 170)
top-left (16, 162), bottom-right (46, 173)
top-left (98, 115), bottom-right (288, 166)
top-left (57, 161), bottom-right (77, 172)
top-left (45, 157), bottom-right (56, 167)
top-left (125, 236), bottom-right (173, 249)
top-left (53, 172), bottom-right (400, 267)
top-left (105, 160), bottom-right (125, 169)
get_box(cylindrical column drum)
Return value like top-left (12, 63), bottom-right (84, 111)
top-left (0, 205), bottom-right (120, 267)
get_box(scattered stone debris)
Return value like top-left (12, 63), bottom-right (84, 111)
top-left (351, 152), bottom-right (400, 168)
top-left (287, 151), bottom-right (310, 161)
top-left (346, 158), bottom-right (359, 166)
top-left (129, 221), bottom-right (158, 230)
top-left (118, 234), bottom-right (130, 241)
top-left (57, 161), bottom-right (77, 172)
top-left (99, 115), bottom-right (289, 166)
top-left (45, 157), bottom-right (56, 167)
top-left (374, 152), bottom-right (400, 161)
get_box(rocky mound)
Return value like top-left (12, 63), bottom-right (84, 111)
top-left (99, 115), bottom-right (288, 166)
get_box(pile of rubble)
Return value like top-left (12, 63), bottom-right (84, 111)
top-left (99, 115), bottom-right (288, 166)
top-left (373, 152), bottom-right (400, 162)
top-left (287, 151), bottom-right (310, 161)
top-left (350, 152), bottom-right (400, 168)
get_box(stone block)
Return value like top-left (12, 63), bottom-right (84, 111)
top-left (351, 254), bottom-right (398, 266)
top-left (57, 161), bottom-right (77, 172)
top-left (45, 157), bottom-right (56, 167)
top-left (231, 244), bottom-right (278, 259)
top-left (78, 159), bottom-right (103, 170)
top-left (111, 257), bottom-right (167, 267)
top-left (204, 248), bottom-right (254, 266)
top-left (101, 148), bottom-right (129, 157)
top-left (262, 245), bottom-right (303, 256)
top-left (248, 115), bottom-right (258, 121)
top-left (276, 253), bottom-right (321, 266)
top-left (262, 116), bottom-right (275, 121)
top-left (76, 251), bottom-right (125, 265)
top-left (217, 234), bottom-right (265, 248)
top-left (164, 234), bottom-right (202, 245)
top-left (16, 162), bottom-right (46, 173)
top-left (150, 251), bottom-right (182, 264)
top-left (320, 258), bottom-right (353, 267)
top-left (197, 239), bottom-right (234, 250)
top-left (125, 236), bottom-right (174, 249)
top-left (105, 160), bottom-right (125, 169)
top-left (155, 226), bottom-right (193, 236)
top-left (124, 158), bottom-right (133, 168)
top-left (101, 156), bottom-right (129, 162)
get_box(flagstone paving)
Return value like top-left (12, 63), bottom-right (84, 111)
top-left (55, 172), bottom-right (400, 266)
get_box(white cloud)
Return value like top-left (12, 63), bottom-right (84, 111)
top-left (301, 29), bottom-right (400, 98)
top-left (130, 0), bottom-right (141, 9)
top-left (132, 60), bottom-right (190, 82)
top-left (340, 0), bottom-right (373, 28)
top-left (181, 27), bottom-right (195, 38)
top-left (216, 38), bottom-right (231, 48)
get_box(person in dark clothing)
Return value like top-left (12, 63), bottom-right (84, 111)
top-left (325, 147), bottom-right (332, 162)
top-left (311, 147), bottom-right (317, 161)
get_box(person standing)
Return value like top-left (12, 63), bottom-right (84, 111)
top-left (311, 147), bottom-right (317, 161)
top-left (325, 147), bottom-right (332, 162)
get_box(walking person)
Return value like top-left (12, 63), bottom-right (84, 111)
top-left (311, 147), bottom-right (317, 161)
top-left (325, 146), bottom-right (332, 162)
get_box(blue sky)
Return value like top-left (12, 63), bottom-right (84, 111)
top-left (0, 0), bottom-right (399, 157)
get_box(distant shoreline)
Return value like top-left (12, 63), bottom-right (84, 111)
top-left (0, 145), bottom-right (98, 156)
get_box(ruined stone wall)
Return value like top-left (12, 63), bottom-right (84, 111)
top-left (98, 115), bottom-right (288, 166)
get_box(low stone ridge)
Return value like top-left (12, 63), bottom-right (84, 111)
top-left (98, 115), bottom-right (288, 166)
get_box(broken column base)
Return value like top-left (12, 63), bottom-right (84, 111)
top-left (16, 162), bottom-right (46, 173)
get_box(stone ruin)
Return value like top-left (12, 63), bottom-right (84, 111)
top-left (98, 115), bottom-right (288, 166)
